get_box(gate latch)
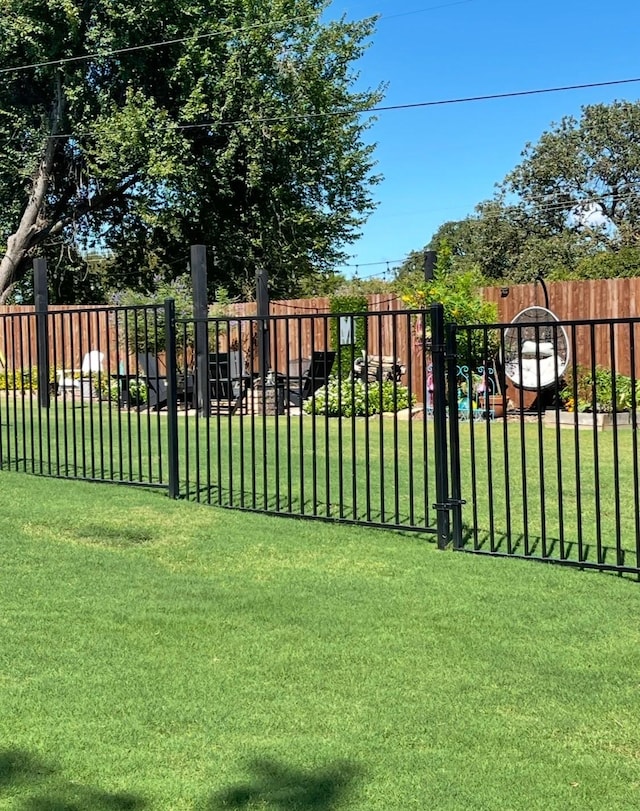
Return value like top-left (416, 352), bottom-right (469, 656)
top-left (432, 498), bottom-right (466, 512)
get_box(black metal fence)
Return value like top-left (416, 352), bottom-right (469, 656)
top-left (174, 307), bottom-right (441, 534)
top-left (1, 299), bottom-right (639, 578)
top-left (0, 302), bottom-right (180, 489)
top-left (451, 313), bottom-right (640, 577)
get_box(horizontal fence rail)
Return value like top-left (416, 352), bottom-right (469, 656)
top-left (453, 315), bottom-right (640, 578)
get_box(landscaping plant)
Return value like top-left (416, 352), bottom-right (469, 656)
top-left (304, 378), bottom-right (415, 417)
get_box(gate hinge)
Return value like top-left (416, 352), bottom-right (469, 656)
top-left (432, 498), bottom-right (466, 512)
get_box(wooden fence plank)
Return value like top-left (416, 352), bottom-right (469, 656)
top-left (3, 279), bottom-right (640, 401)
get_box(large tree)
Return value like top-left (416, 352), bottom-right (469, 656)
top-left (0, 0), bottom-right (382, 303)
top-left (400, 100), bottom-right (640, 285)
top-left (503, 100), bottom-right (640, 250)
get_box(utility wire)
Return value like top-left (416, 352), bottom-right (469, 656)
top-left (39, 75), bottom-right (640, 142)
top-left (0, 0), bottom-right (471, 77)
top-left (0, 14), bottom-right (319, 76)
top-left (199, 76), bottom-right (640, 128)
top-left (339, 186), bottom-right (640, 272)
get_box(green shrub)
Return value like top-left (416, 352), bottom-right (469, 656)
top-left (304, 378), bottom-right (415, 417)
top-left (108, 275), bottom-right (232, 356)
top-left (99, 376), bottom-right (147, 406)
top-left (0, 368), bottom-right (38, 391)
top-left (560, 365), bottom-right (639, 412)
top-left (394, 246), bottom-right (499, 367)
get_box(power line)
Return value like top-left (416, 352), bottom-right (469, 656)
top-left (0, 0), bottom-right (472, 77)
top-left (343, 186), bottom-right (640, 271)
top-left (377, 0), bottom-right (474, 22)
top-left (42, 75), bottom-right (640, 142)
top-left (0, 14), bottom-right (319, 76)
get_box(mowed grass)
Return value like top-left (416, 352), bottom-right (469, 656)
top-left (1, 471), bottom-right (640, 809)
top-left (4, 397), bottom-right (640, 568)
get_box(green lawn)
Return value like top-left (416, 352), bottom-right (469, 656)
top-left (0, 470), bottom-right (639, 810)
top-left (3, 398), bottom-right (640, 571)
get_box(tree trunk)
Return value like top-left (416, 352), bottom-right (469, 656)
top-left (0, 74), bottom-right (64, 303)
top-left (0, 158), bottom-right (54, 302)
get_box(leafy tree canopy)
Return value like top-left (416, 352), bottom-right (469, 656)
top-left (0, 0), bottom-right (383, 303)
top-left (400, 100), bottom-right (640, 285)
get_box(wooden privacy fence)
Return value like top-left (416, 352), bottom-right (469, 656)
top-left (229, 280), bottom-right (640, 383)
top-left (481, 279), bottom-right (640, 379)
top-left (0, 306), bottom-right (168, 378)
top-left (0, 306), bottom-right (123, 374)
top-left (3, 279), bottom-right (640, 391)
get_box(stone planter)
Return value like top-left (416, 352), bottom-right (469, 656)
top-left (248, 382), bottom-right (285, 415)
top-left (544, 409), bottom-right (632, 431)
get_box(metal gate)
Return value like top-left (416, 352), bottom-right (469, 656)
top-left (447, 314), bottom-right (640, 578)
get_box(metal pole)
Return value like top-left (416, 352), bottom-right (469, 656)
top-left (164, 298), bottom-right (180, 498)
top-left (34, 257), bottom-right (50, 409)
top-left (535, 274), bottom-right (550, 310)
top-left (190, 245), bottom-right (210, 414)
top-left (431, 302), bottom-right (450, 549)
top-left (256, 263), bottom-right (270, 380)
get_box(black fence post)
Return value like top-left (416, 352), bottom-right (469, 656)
top-left (191, 245), bottom-right (210, 414)
top-left (446, 321), bottom-right (464, 548)
top-left (34, 257), bottom-right (50, 409)
top-left (165, 298), bottom-right (180, 499)
top-left (431, 303), bottom-right (450, 549)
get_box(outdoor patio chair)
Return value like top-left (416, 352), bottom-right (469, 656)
top-left (283, 350), bottom-right (336, 407)
top-left (57, 350), bottom-right (104, 398)
top-left (209, 352), bottom-right (232, 400)
top-left (209, 350), bottom-right (251, 412)
top-left (137, 353), bottom-right (168, 410)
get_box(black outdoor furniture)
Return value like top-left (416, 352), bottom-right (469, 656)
top-left (137, 353), bottom-right (168, 410)
top-left (282, 351), bottom-right (335, 407)
top-left (209, 350), bottom-right (251, 413)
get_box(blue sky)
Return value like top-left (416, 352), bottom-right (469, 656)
top-left (328, 0), bottom-right (640, 279)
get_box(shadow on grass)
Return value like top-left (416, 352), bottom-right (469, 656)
top-left (0, 749), bottom-right (145, 810)
top-left (205, 757), bottom-right (361, 810)
top-left (189, 484), bottom-right (432, 532)
top-left (459, 525), bottom-right (635, 576)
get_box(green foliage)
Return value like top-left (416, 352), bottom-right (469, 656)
top-left (549, 247), bottom-right (640, 280)
top-left (296, 270), bottom-right (348, 298)
top-left (0, 0), bottom-right (384, 302)
top-left (304, 378), bottom-right (415, 417)
top-left (329, 294), bottom-right (368, 380)
top-left (100, 377), bottom-right (147, 406)
top-left (333, 277), bottom-right (395, 296)
top-left (560, 365), bottom-right (639, 413)
top-left (0, 367), bottom-right (37, 391)
top-left (504, 101), bottom-right (640, 250)
top-left (396, 245), bottom-right (497, 326)
top-left (395, 243), bottom-right (499, 365)
top-left (109, 273), bottom-right (208, 355)
top-left (400, 101), bottom-right (640, 285)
